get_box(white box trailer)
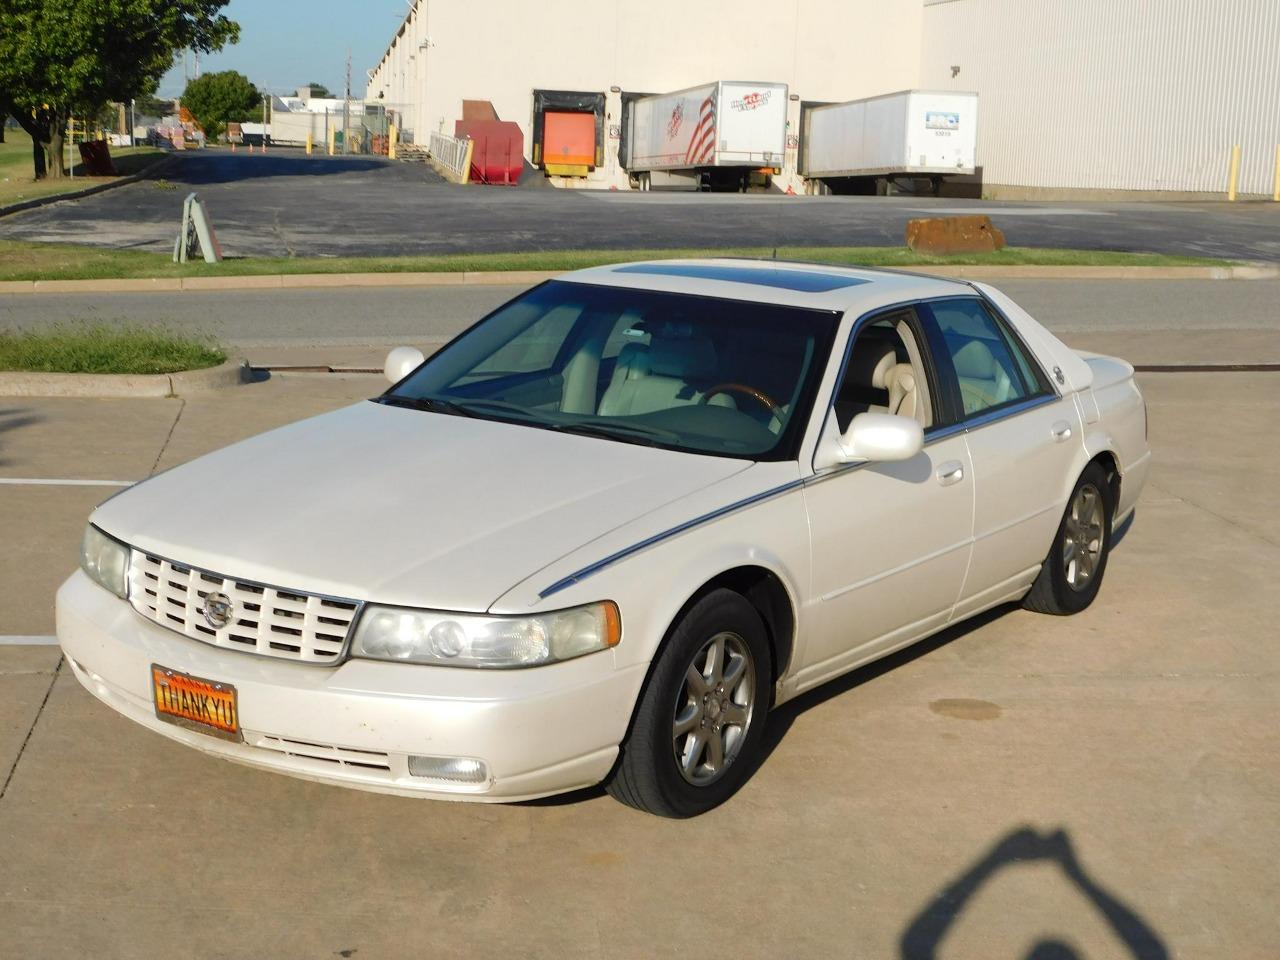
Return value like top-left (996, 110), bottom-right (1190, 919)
top-left (801, 90), bottom-right (978, 192)
top-left (626, 80), bottom-right (788, 190)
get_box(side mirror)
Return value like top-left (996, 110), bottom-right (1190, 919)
top-left (838, 412), bottom-right (924, 463)
top-left (384, 346), bottom-right (425, 384)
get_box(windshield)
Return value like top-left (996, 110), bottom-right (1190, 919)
top-left (386, 280), bottom-right (839, 460)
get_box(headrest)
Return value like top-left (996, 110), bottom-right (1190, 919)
top-left (953, 339), bottom-right (999, 379)
top-left (648, 335), bottom-right (717, 380)
top-left (848, 343), bottom-right (898, 391)
top-left (885, 363), bottom-right (916, 392)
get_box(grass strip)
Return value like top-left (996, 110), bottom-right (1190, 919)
top-left (0, 239), bottom-right (1235, 282)
top-left (0, 130), bottom-right (165, 207)
top-left (0, 323), bottom-right (225, 374)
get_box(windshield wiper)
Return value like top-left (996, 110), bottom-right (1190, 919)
top-left (450, 398), bottom-right (547, 422)
top-left (375, 395), bottom-right (476, 417)
top-left (548, 421), bottom-right (679, 448)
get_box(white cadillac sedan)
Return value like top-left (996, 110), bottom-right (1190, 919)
top-left (59, 259), bottom-right (1150, 817)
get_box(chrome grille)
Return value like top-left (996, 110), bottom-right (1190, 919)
top-left (128, 551), bottom-right (361, 664)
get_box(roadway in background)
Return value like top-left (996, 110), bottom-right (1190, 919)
top-left (2, 151), bottom-right (1279, 260)
top-left (2, 278), bottom-right (1276, 347)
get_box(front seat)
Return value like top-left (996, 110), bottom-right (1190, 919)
top-left (834, 341), bottom-right (897, 431)
top-left (598, 335), bottom-right (720, 417)
top-left (881, 362), bottom-right (921, 423)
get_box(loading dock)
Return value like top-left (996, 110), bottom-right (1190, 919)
top-left (531, 90), bottom-right (605, 178)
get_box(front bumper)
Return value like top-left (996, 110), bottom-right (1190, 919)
top-left (56, 571), bottom-right (646, 802)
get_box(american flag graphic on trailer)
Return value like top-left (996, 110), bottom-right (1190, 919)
top-left (685, 92), bottom-right (716, 165)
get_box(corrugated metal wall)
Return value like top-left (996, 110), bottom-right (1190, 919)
top-left (921, 0), bottom-right (1280, 194)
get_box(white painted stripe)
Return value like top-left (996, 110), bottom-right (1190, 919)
top-left (0, 636), bottom-right (59, 645)
top-left (0, 478), bottom-right (133, 487)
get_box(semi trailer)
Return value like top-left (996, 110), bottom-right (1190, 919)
top-left (800, 90), bottom-right (978, 195)
top-left (625, 80), bottom-right (788, 191)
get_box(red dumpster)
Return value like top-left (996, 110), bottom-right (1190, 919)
top-left (454, 119), bottom-right (523, 185)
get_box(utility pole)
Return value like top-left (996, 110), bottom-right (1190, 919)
top-left (343, 50), bottom-right (352, 156)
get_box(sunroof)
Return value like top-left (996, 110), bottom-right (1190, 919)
top-left (613, 263), bottom-right (870, 293)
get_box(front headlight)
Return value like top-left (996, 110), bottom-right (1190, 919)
top-left (81, 524), bottom-right (130, 599)
top-left (350, 601), bottom-right (621, 668)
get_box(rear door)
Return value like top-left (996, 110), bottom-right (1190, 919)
top-left (920, 297), bottom-right (1081, 615)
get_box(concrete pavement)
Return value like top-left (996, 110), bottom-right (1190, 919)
top-left (2, 150), bottom-right (1279, 259)
top-left (1, 343), bottom-right (1279, 956)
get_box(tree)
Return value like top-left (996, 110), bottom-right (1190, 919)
top-left (181, 71), bottom-right (259, 140)
top-left (134, 94), bottom-right (178, 119)
top-left (304, 82), bottom-right (333, 99)
top-left (0, 1), bottom-right (238, 179)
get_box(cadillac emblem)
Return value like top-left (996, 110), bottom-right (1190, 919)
top-left (201, 592), bottom-right (234, 630)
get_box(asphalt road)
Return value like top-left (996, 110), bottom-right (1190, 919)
top-left (2, 278), bottom-right (1277, 349)
top-left (2, 150), bottom-right (1279, 260)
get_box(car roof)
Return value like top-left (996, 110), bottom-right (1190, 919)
top-left (557, 257), bottom-right (976, 313)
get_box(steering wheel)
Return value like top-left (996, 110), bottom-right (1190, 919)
top-left (701, 382), bottom-right (781, 418)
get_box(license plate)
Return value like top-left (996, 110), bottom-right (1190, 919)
top-left (151, 665), bottom-right (241, 742)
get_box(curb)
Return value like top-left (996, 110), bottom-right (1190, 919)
top-left (0, 359), bottom-right (248, 398)
top-left (0, 154), bottom-right (178, 221)
top-left (0, 263), bottom-right (1276, 295)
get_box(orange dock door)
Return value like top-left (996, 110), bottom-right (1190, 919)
top-left (543, 111), bottom-right (596, 167)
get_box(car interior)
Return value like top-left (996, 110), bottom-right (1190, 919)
top-left (413, 283), bottom-right (836, 458)
top-left (833, 314), bottom-right (933, 433)
top-left (929, 299), bottom-right (1035, 415)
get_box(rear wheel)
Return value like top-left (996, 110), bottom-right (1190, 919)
top-left (607, 589), bottom-right (771, 817)
top-left (1024, 462), bottom-right (1114, 615)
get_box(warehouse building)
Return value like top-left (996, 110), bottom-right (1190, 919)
top-left (368, 0), bottom-right (1280, 197)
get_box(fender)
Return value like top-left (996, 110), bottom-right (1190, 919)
top-left (492, 481), bottom-right (812, 681)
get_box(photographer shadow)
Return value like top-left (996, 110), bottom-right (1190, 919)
top-left (900, 826), bottom-right (1169, 960)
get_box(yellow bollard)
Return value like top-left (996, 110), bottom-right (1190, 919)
top-left (306, 133), bottom-right (313, 156)
top-left (1273, 144), bottom-right (1279, 202)
top-left (328, 129), bottom-right (336, 156)
top-left (388, 124), bottom-right (398, 161)
top-left (1227, 144), bottom-right (1242, 201)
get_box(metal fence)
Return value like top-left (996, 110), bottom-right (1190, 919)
top-left (269, 107), bottom-right (391, 154)
top-left (429, 131), bottom-right (470, 178)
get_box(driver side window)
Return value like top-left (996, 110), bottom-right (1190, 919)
top-left (832, 310), bottom-right (933, 433)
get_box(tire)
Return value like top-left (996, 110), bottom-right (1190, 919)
top-left (1023, 462), bottom-right (1114, 615)
top-left (607, 588), bottom-right (772, 818)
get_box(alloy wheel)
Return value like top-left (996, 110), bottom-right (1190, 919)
top-left (1063, 482), bottom-right (1105, 591)
top-left (671, 631), bottom-right (756, 786)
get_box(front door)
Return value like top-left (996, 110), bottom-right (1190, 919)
top-left (795, 307), bottom-right (974, 691)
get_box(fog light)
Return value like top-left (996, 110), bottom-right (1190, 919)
top-left (407, 755), bottom-right (489, 784)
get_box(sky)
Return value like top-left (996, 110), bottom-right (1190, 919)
top-left (156, 0), bottom-right (412, 99)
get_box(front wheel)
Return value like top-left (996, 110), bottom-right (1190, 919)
top-left (1023, 462), bottom-right (1114, 615)
top-left (607, 589), bottom-right (772, 817)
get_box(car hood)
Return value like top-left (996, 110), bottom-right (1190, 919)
top-left (92, 401), bottom-right (753, 611)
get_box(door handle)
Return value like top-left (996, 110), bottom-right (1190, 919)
top-left (1051, 420), bottom-right (1073, 442)
top-left (936, 460), bottom-right (965, 486)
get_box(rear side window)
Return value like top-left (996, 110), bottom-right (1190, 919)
top-left (928, 298), bottom-right (1049, 417)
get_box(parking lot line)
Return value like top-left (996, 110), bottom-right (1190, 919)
top-left (0, 478), bottom-right (133, 487)
top-left (0, 636), bottom-right (59, 645)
